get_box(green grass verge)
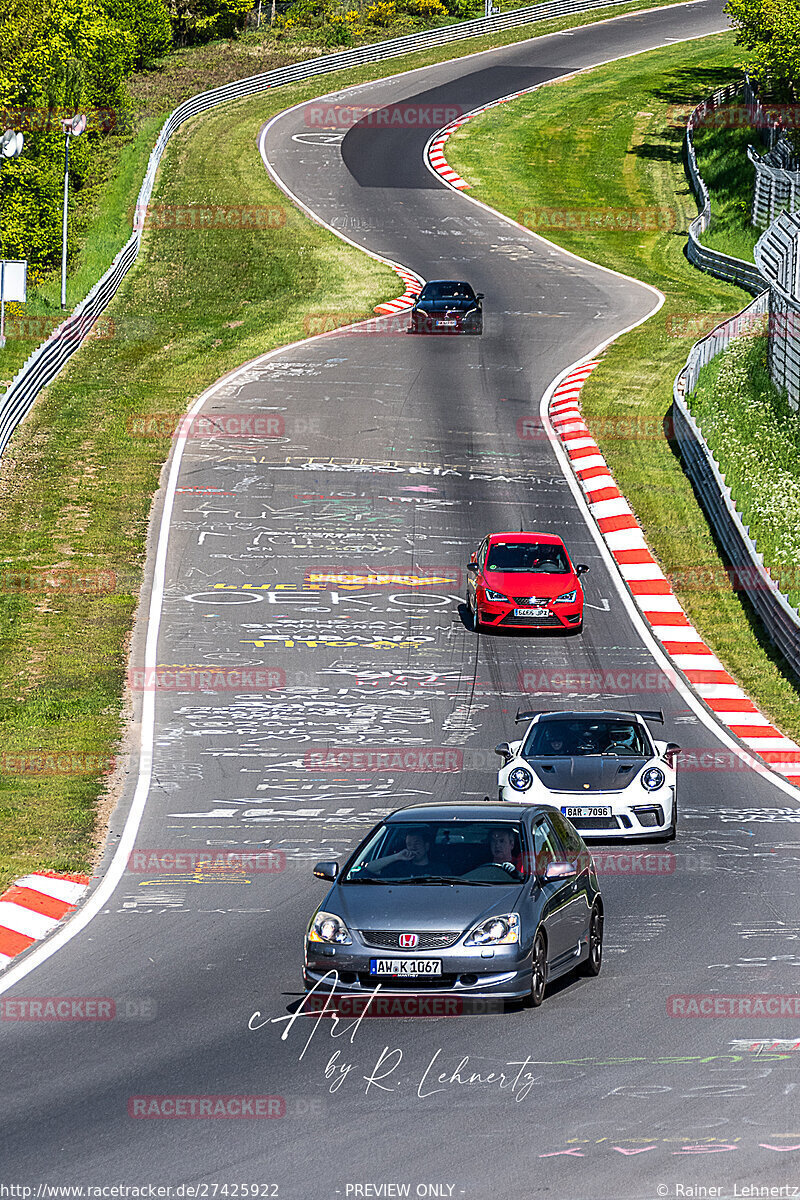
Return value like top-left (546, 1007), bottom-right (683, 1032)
top-left (691, 332), bottom-right (800, 610)
top-left (447, 32), bottom-right (800, 743)
top-left (0, 0), bottom-right (695, 893)
top-left (692, 103), bottom-right (760, 262)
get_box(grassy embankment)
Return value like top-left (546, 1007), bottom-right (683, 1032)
top-left (446, 33), bottom-right (800, 741)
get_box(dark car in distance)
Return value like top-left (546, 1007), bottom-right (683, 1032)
top-left (409, 280), bottom-right (483, 334)
top-left (304, 802), bottom-right (603, 1007)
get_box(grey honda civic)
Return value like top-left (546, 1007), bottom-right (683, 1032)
top-left (304, 802), bottom-right (603, 1006)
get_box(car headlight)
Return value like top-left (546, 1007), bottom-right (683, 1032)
top-left (465, 913), bottom-right (520, 946)
top-left (508, 766), bottom-right (533, 792)
top-left (484, 588), bottom-right (509, 603)
top-left (553, 590), bottom-right (577, 604)
top-left (641, 767), bottom-right (665, 791)
top-left (308, 911), bottom-right (352, 944)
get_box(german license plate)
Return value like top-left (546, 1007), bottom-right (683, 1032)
top-left (369, 959), bottom-right (443, 976)
top-left (514, 607), bottom-right (549, 617)
top-left (436, 320), bottom-right (457, 326)
top-left (563, 806), bottom-right (612, 819)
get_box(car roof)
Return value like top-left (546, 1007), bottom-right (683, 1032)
top-left (424, 279), bottom-right (474, 286)
top-left (487, 531), bottom-right (565, 546)
top-left (385, 802), bottom-right (550, 822)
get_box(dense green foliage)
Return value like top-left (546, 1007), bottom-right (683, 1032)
top-left (0, 0), bottom-right (259, 280)
top-left (725, 0), bottom-right (800, 97)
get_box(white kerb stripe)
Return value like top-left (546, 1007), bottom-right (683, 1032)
top-left (0, 903), bottom-right (60, 940)
top-left (15, 875), bottom-right (87, 904)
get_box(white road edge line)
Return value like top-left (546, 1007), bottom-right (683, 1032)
top-left (0, 3), bottom-right (751, 994)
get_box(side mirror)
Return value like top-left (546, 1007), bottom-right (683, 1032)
top-left (664, 742), bottom-right (680, 767)
top-left (476, 293), bottom-right (485, 300)
top-left (494, 741), bottom-right (513, 763)
top-left (313, 861), bottom-right (339, 882)
top-left (544, 861), bottom-right (577, 882)
top-left (467, 562), bottom-right (479, 574)
top-left (575, 564), bottom-right (589, 576)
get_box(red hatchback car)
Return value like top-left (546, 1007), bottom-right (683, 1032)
top-left (465, 532), bottom-right (589, 632)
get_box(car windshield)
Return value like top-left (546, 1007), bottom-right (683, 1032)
top-left (343, 820), bottom-right (529, 883)
top-left (523, 718), bottom-right (652, 757)
top-left (420, 282), bottom-right (475, 301)
top-left (486, 542), bottom-right (570, 573)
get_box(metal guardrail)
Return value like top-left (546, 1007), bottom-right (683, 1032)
top-left (684, 81), bottom-right (769, 295)
top-left (0, 0), bottom-right (644, 460)
top-left (672, 298), bottom-right (800, 682)
top-left (676, 84), bottom-right (800, 679)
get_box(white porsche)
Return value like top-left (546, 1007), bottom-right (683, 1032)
top-left (495, 709), bottom-right (679, 841)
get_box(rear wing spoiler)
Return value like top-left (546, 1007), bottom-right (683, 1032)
top-left (515, 709), bottom-right (542, 724)
top-left (514, 707), bottom-right (665, 724)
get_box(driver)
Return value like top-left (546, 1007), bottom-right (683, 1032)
top-left (484, 828), bottom-right (524, 875)
top-left (605, 724), bottom-right (638, 753)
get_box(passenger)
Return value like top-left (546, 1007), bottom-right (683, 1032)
top-left (363, 830), bottom-right (433, 878)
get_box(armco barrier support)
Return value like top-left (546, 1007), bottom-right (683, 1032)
top-left (755, 210), bottom-right (800, 409)
top-left (673, 297), bottom-right (800, 682)
top-left (749, 139), bottom-right (800, 229)
top-left (0, 0), bottom-right (642, 461)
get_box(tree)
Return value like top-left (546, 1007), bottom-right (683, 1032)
top-left (99, 0), bottom-right (172, 68)
top-left (169, 0), bottom-right (253, 44)
top-left (725, 0), bottom-right (800, 99)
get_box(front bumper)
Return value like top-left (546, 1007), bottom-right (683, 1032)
top-left (497, 785), bottom-right (676, 838)
top-left (477, 597), bottom-right (582, 630)
top-left (410, 310), bottom-right (482, 334)
top-left (304, 939), bottom-right (531, 1000)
